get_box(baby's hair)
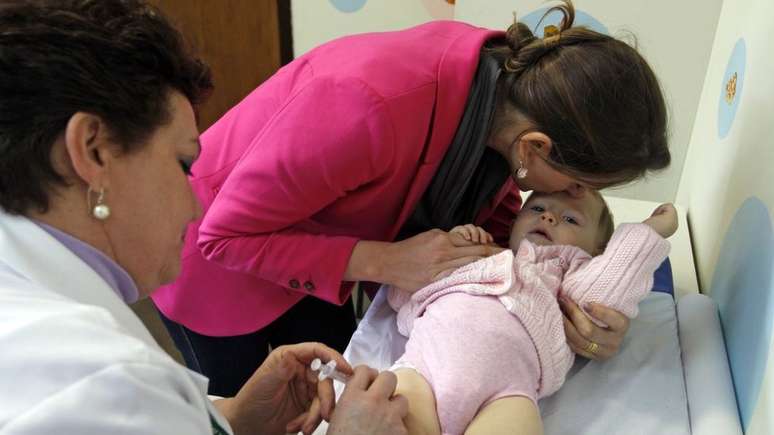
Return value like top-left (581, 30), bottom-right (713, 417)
top-left (590, 191), bottom-right (614, 252)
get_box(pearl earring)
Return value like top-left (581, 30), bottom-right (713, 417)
top-left (516, 160), bottom-right (528, 179)
top-left (88, 187), bottom-right (111, 220)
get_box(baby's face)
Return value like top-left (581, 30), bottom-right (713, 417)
top-left (510, 191), bottom-right (604, 255)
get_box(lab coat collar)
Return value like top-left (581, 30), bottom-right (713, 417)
top-left (0, 211), bottom-right (228, 431)
top-left (0, 211), bottom-right (159, 350)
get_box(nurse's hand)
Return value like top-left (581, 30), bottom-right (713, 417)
top-left (560, 298), bottom-right (630, 361)
top-left (327, 366), bottom-right (409, 435)
top-left (216, 342), bottom-right (350, 435)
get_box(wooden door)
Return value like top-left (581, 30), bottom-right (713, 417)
top-left (149, 0), bottom-right (288, 129)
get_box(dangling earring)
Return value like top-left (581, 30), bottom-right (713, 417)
top-left (516, 160), bottom-right (528, 179)
top-left (88, 187), bottom-right (111, 220)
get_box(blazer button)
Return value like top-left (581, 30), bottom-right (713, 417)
top-left (289, 279), bottom-right (300, 289)
top-left (303, 281), bottom-right (315, 292)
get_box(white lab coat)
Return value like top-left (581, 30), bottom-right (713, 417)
top-left (0, 212), bottom-right (233, 435)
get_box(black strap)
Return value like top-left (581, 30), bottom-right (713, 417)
top-left (397, 52), bottom-right (510, 239)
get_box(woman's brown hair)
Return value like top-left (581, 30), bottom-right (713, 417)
top-left (489, 0), bottom-right (670, 187)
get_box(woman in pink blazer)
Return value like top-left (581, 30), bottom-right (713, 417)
top-left (153, 1), bottom-right (670, 396)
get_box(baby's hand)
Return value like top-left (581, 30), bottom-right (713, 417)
top-left (643, 203), bottom-right (678, 238)
top-left (449, 224), bottom-right (494, 245)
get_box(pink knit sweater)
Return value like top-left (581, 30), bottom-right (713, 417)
top-left (388, 223), bottom-right (670, 398)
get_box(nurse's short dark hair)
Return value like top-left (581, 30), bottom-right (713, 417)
top-left (0, 0), bottom-right (213, 214)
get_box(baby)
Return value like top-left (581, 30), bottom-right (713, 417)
top-left (387, 190), bottom-right (677, 435)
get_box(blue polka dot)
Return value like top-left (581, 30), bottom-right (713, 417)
top-left (328, 0), bottom-right (367, 13)
top-left (718, 39), bottom-right (746, 139)
top-left (710, 196), bottom-right (774, 430)
top-left (520, 8), bottom-right (608, 37)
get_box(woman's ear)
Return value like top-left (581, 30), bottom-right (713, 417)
top-left (62, 112), bottom-right (112, 188)
top-left (516, 131), bottom-right (553, 163)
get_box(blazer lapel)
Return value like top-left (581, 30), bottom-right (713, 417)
top-left (388, 28), bottom-right (504, 240)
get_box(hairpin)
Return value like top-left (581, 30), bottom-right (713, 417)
top-left (543, 24), bottom-right (561, 47)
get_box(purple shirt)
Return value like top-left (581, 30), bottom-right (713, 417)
top-left (36, 222), bottom-right (139, 304)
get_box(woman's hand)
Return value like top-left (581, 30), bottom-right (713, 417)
top-left (348, 229), bottom-right (504, 293)
top-left (216, 342), bottom-right (351, 435)
top-left (559, 298), bottom-right (630, 360)
top-left (384, 230), bottom-right (503, 291)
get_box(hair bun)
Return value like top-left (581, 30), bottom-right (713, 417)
top-left (502, 1), bottom-right (577, 75)
top-left (505, 21), bottom-right (537, 54)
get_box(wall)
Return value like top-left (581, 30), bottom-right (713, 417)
top-left (292, 0), bottom-right (454, 56)
top-left (152, 0), bottom-right (283, 129)
top-left (676, 0), bottom-right (774, 290)
top-left (675, 0), bottom-right (774, 431)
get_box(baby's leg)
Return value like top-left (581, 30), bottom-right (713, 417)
top-left (464, 396), bottom-right (543, 435)
top-left (394, 368), bottom-right (442, 435)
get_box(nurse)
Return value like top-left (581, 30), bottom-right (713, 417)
top-left (0, 1), bottom-right (406, 434)
top-left (154, 0), bottom-right (671, 397)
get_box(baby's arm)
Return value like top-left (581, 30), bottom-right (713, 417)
top-left (387, 286), bottom-right (412, 312)
top-left (562, 203), bottom-right (676, 323)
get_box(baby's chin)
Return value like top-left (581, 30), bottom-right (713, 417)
top-left (525, 232), bottom-right (554, 246)
top-left (510, 234), bottom-right (554, 250)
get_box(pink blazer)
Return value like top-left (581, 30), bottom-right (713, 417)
top-left (152, 21), bottom-right (522, 336)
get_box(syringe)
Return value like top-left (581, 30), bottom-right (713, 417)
top-left (310, 358), bottom-right (351, 383)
